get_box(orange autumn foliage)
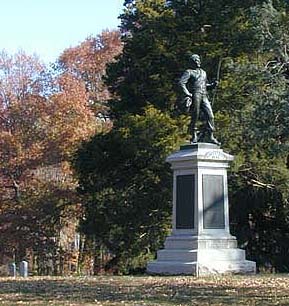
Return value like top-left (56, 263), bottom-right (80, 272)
top-left (0, 51), bottom-right (48, 195)
top-left (59, 30), bottom-right (123, 111)
top-left (46, 73), bottom-right (97, 161)
top-left (0, 50), bottom-right (97, 195)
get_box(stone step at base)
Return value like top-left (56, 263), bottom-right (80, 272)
top-left (146, 259), bottom-right (256, 276)
top-left (157, 248), bottom-right (246, 262)
top-left (165, 236), bottom-right (238, 249)
top-left (198, 248), bottom-right (246, 261)
top-left (147, 261), bottom-right (197, 275)
top-left (157, 249), bottom-right (197, 262)
top-left (198, 260), bottom-right (256, 276)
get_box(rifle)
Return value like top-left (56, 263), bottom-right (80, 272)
top-left (211, 57), bottom-right (222, 106)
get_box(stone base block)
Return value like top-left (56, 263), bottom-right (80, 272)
top-left (147, 255), bottom-right (256, 276)
top-left (198, 260), bottom-right (256, 276)
top-left (146, 235), bottom-right (256, 276)
top-left (147, 259), bottom-right (256, 276)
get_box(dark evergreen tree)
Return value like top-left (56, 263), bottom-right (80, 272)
top-left (74, 107), bottom-right (187, 272)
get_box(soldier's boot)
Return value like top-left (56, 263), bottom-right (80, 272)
top-left (197, 131), bottom-right (205, 142)
top-left (209, 133), bottom-right (221, 146)
top-left (191, 130), bottom-right (198, 144)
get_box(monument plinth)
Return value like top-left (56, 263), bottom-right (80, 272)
top-left (147, 143), bottom-right (256, 276)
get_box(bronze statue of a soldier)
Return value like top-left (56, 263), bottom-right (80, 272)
top-left (179, 54), bottom-right (220, 145)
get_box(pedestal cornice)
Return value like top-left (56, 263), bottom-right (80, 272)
top-left (166, 143), bottom-right (234, 165)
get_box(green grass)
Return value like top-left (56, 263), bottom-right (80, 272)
top-left (1, 274), bottom-right (289, 305)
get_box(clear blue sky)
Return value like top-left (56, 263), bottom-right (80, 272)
top-left (0, 0), bottom-right (124, 64)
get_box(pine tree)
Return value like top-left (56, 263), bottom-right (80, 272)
top-left (74, 107), bottom-right (187, 272)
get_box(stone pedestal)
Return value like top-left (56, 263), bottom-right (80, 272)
top-left (147, 143), bottom-right (256, 276)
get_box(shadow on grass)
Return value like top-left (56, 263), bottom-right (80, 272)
top-left (0, 275), bottom-right (289, 305)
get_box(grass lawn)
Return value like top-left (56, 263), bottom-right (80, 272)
top-left (0, 274), bottom-right (289, 305)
